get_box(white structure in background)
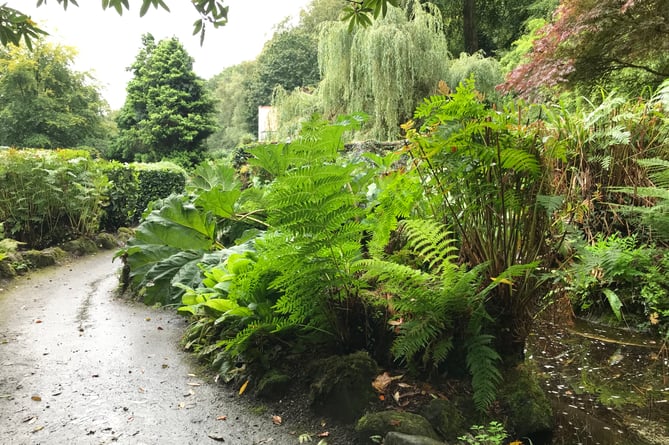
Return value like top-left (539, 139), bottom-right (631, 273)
top-left (258, 106), bottom-right (278, 142)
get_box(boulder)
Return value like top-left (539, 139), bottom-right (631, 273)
top-left (309, 351), bottom-right (379, 421)
top-left (355, 410), bottom-right (440, 440)
top-left (384, 431), bottom-right (447, 445)
top-left (420, 398), bottom-right (465, 440)
top-left (499, 363), bottom-right (553, 439)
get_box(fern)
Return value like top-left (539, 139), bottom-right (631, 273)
top-left (361, 218), bottom-right (488, 373)
top-left (465, 332), bottom-right (502, 412)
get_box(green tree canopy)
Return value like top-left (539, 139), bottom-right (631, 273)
top-left (112, 34), bottom-right (217, 165)
top-left (0, 39), bottom-right (109, 148)
top-left (319, 0), bottom-right (450, 140)
top-left (206, 61), bottom-right (256, 150)
top-left (242, 24), bottom-right (321, 135)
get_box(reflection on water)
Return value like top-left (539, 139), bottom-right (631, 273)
top-left (527, 319), bottom-right (669, 445)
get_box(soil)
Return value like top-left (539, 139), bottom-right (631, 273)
top-left (0, 251), bottom-right (346, 445)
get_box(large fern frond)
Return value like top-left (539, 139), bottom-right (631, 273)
top-left (465, 332), bottom-right (502, 412)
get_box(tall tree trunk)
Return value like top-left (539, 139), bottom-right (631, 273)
top-left (463, 0), bottom-right (478, 53)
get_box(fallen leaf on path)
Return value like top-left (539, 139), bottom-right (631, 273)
top-left (238, 379), bottom-right (249, 395)
top-left (22, 416), bottom-right (36, 423)
top-left (35, 320), bottom-right (42, 324)
top-left (31, 425), bottom-right (44, 433)
top-left (145, 317), bottom-right (151, 321)
top-left (31, 395), bottom-right (41, 401)
top-left (157, 326), bottom-right (164, 330)
top-left (272, 415), bottom-right (282, 425)
top-left (187, 382), bottom-right (201, 387)
top-left (162, 364), bottom-right (169, 369)
top-left (178, 401), bottom-right (186, 409)
top-left (216, 415), bottom-right (227, 421)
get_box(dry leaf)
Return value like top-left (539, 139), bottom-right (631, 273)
top-left (392, 391), bottom-right (400, 403)
top-left (187, 382), bottom-right (201, 387)
top-left (207, 433), bottom-right (226, 442)
top-left (145, 317), bottom-right (151, 321)
top-left (216, 415), bottom-right (227, 421)
top-left (389, 419), bottom-right (401, 427)
top-left (238, 379), bottom-right (249, 395)
top-left (31, 395), bottom-right (41, 401)
top-left (157, 326), bottom-right (164, 330)
top-left (650, 312), bottom-right (660, 325)
top-left (162, 364), bottom-right (169, 369)
top-left (372, 372), bottom-right (392, 392)
top-left (317, 431), bottom-right (330, 437)
top-left (272, 415), bottom-right (282, 425)
top-left (35, 320), bottom-right (42, 324)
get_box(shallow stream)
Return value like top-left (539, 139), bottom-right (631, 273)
top-left (527, 319), bottom-right (669, 445)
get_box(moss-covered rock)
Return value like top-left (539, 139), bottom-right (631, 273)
top-left (95, 232), bottom-right (119, 250)
top-left (355, 411), bottom-right (440, 441)
top-left (309, 351), bottom-right (379, 421)
top-left (384, 431), bottom-right (446, 445)
top-left (498, 363), bottom-right (553, 439)
top-left (420, 399), bottom-right (465, 440)
top-left (0, 258), bottom-right (16, 278)
top-left (61, 238), bottom-right (98, 256)
top-left (255, 370), bottom-right (291, 400)
top-left (21, 248), bottom-right (65, 268)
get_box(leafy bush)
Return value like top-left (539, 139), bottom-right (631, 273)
top-left (133, 162), bottom-right (187, 222)
top-left (99, 161), bottom-right (139, 231)
top-left (559, 233), bottom-right (669, 332)
top-left (0, 148), bottom-right (108, 248)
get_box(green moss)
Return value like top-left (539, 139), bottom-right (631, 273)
top-left (309, 351), bottom-right (379, 421)
top-left (498, 363), bottom-right (553, 438)
top-left (355, 411), bottom-right (440, 440)
top-left (419, 398), bottom-right (465, 440)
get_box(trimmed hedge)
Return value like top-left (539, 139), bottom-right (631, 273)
top-left (101, 161), bottom-right (186, 231)
top-left (133, 162), bottom-right (187, 223)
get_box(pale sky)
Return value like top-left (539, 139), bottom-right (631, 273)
top-left (6, 0), bottom-right (312, 109)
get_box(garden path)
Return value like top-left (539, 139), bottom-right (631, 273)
top-left (0, 251), bottom-right (294, 445)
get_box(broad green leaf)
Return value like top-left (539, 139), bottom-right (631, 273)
top-left (603, 288), bottom-right (623, 321)
top-left (195, 186), bottom-right (241, 219)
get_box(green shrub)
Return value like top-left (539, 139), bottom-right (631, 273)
top-left (0, 148), bottom-right (107, 248)
top-left (99, 161), bottom-right (139, 231)
top-left (133, 162), bottom-right (187, 222)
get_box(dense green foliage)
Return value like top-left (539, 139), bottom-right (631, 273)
top-left (319, 1), bottom-right (451, 140)
top-left (503, 0), bottom-right (669, 97)
top-left (0, 40), bottom-right (109, 149)
top-left (242, 25), bottom-right (320, 135)
top-left (206, 63), bottom-right (257, 150)
top-left (112, 34), bottom-right (217, 166)
top-left (0, 148), bottom-right (107, 248)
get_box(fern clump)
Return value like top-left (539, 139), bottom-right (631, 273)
top-left (361, 218), bottom-right (501, 411)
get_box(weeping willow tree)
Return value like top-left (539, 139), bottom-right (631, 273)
top-left (271, 86), bottom-right (323, 141)
top-left (318, 1), bottom-right (451, 140)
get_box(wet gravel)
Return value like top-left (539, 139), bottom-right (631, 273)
top-left (0, 251), bottom-right (299, 445)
